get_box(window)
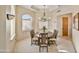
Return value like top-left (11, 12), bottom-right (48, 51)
top-left (22, 14), bottom-right (32, 20)
top-left (22, 14), bottom-right (32, 31)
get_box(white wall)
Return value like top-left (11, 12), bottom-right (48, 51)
top-left (72, 28), bottom-right (79, 52)
top-left (72, 11), bottom-right (79, 52)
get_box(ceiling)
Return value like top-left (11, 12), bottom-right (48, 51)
top-left (20, 5), bottom-right (59, 13)
top-left (20, 5), bottom-right (79, 15)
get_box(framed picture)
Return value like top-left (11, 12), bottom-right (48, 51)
top-left (74, 13), bottom-right (79, 30)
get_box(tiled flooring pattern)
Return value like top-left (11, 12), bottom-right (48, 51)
top-left (56, 37), bottom-right (75, 53)
top-left (14, 31), bottom-right (75, 53)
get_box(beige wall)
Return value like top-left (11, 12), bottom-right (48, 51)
top-left (6, 5), bottom-right (16, 52)
top-left (16, 6), bottom-right (36, 40)
top-left (0, 6), bottom-right (6, 52)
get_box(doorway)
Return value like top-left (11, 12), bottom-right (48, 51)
top-left (62, 17), bottom-right (68, 36)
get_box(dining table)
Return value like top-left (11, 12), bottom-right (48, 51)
top-left (35, 31), bottom-right (53, 37)
top-left (35, 31), bottom-right (54, 45)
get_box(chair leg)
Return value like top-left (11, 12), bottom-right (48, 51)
top-left (31, 38), bottom-right (32, 45)
top-left (47, 47), bottom-right (48, 52)
top-left (39, 46), bottom-right (48, 52)
top-left (39, 46), bottom-right (41, 52)
top-left (55, 42), bottom-right (57, 46)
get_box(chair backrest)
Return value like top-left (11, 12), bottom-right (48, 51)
top-left (39, 33), bottom-right (48, 44)
top-left (52, 30), bottom-right (58, 38)
top-left (30, 30), bottom-right (35, 38)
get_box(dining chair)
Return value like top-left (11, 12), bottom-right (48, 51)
top-left (38, 33), bottom-right (49, 52)
top-left (49, 30), bottom-right (58, 46)
top-left (30, 30), bottom-right (38, 45)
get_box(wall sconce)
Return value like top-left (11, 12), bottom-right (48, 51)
top-left (7, 14), bottom-right (15, 20)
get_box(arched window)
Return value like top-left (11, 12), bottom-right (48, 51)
top-left (22, 14), bottom-right (32, 31)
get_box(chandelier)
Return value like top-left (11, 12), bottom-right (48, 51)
top-left (41, 5), bottom-right (50, 22)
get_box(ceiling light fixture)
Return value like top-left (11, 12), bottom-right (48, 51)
top-left (41, 5), bottom-right (50, 22)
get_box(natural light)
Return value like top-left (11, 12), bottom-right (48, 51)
top-left (22, 14), bottom-right (32, 31)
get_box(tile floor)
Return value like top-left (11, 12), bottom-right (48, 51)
top-left (56, 37), bottom-right (75, 53)
top-left (14, 32), bottom-right (75, 53)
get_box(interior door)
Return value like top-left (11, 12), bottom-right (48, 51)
top-left (62, 17), bottom-right (68, 36)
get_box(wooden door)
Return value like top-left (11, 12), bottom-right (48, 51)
top-left (62, 17), bottom-right (68, 36)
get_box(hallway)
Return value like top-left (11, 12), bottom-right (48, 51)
top-left (14, 32), bottom-right (75, 53)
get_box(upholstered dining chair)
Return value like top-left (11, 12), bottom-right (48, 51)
top-left (49, 30), bottom-right (58, 46)
top-left (30, 30), bottom-right (38, 45)
top-left (38, 33), bottom-right (49, 52)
